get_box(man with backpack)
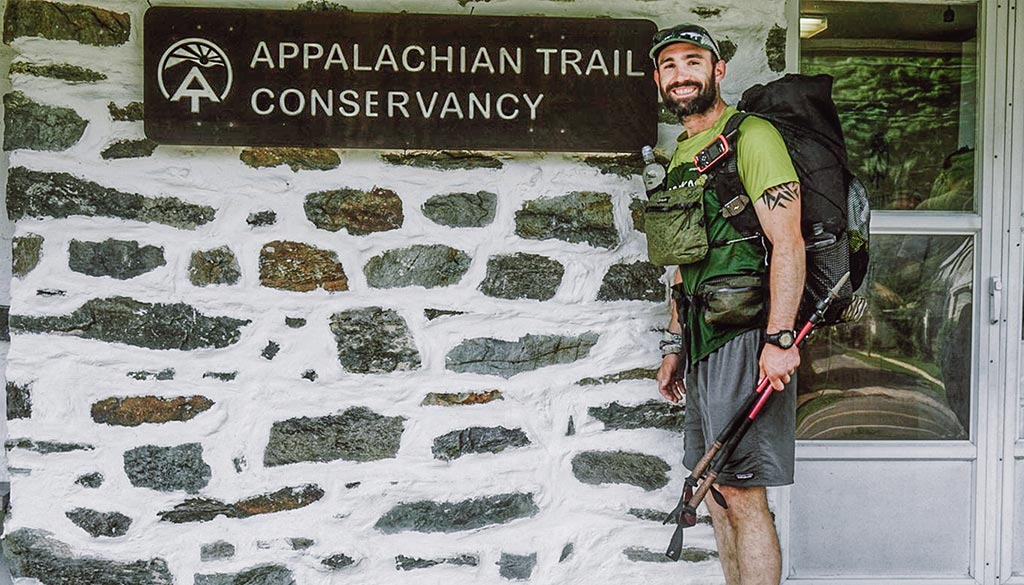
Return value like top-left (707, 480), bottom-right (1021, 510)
top-left (650, 24), bottom-right (805, 585)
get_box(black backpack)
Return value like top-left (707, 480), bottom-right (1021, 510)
top-left (699, 73), bottom-right (870, 324)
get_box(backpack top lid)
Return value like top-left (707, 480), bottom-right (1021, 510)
top-left (737, 74), bottom-right (848, 164)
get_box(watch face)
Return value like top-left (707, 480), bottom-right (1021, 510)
top-left (780, 331), bottom-right (795, 347)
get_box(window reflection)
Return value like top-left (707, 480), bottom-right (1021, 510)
top-left (801, 2), bottom-right (977, 211)
top-left (797, 235), bottom-right (972, 440)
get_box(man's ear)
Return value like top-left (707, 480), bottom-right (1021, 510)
top-left (713, 59), bottom-right (726, 83)
top-left (653, 68), bottom-right (661, 87)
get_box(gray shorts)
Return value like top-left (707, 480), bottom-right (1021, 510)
top-left (683, 328), bottom-right (796, 487)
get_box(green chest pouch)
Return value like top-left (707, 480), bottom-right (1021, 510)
top-left (644, 181), bottom-right (709, 267)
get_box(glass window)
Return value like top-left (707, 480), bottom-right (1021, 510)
top-left (797, 2), bottom-right (979, 440)
top-left (797, 235), bottom-right (972, 440)
top-left (800, 2), bottom-right (977, 211)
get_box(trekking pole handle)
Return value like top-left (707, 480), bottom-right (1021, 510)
top-left (688, 469), bottom-right (720, 508)
top-left (748, 272), bottom-right (850, 419)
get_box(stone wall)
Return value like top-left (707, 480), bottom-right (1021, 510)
top-left (0, 0), bottom-right (788, 583)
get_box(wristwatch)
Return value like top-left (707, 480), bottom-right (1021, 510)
top-left (765, 329), bottom-right (796, 349)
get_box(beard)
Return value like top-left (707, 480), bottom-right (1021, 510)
top-left (662, 77), bottom-right (718, 118)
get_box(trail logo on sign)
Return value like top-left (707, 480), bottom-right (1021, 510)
top-left (157, 38), bottom-right (233, 113)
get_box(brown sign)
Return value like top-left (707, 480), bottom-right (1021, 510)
top-left (143, 8), bottom-right (658, 152)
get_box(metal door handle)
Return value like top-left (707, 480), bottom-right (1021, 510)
top-left (989, 276), bottom-right (1002, 324)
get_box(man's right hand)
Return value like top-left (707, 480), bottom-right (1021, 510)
top-left (657, 353), bottom-right (685, 403)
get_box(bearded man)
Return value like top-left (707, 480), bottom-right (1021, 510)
top-left (650, 24), bottom-right (805, 585)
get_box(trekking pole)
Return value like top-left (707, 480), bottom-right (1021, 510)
top-left (663, 272), bottom-right (850, 561)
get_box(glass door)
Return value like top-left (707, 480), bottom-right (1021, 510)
top-left (784, 1), bottom-right (995, 581)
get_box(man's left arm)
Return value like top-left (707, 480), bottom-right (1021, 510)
top-left (754, 182), bottom-right (805, 390)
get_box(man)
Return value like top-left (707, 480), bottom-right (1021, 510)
top-left (650, 24), bottom-right (805, 585)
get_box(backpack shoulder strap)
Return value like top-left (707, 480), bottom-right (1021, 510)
top-left (705, 112), bottom-right (761, 236)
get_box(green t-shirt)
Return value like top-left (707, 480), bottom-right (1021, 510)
top-left (667, 107), bottom-right (798, 363)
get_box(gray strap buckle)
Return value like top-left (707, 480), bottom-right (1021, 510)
top-left (720, 194), bottom-right (750, 218)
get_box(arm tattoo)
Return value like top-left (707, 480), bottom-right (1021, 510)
top-left (760, 182), bottom-right (800, 211)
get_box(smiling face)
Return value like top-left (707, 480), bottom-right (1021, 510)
top-left (653, 42), bottom-right (725, 119)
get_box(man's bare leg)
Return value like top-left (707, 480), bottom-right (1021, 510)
top-left (707, 485), bottom-right (781, 585)
top-left (706, 490), bottom-right (741, 585)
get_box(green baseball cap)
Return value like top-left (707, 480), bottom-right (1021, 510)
top-left (649, 23), bottom-right (722, 62)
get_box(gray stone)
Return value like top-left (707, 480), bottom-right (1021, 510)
top-left (395, 554), bottom-right (478, 570)
top-left (623, 546), bottom-right (717, 563)
top-left (381, 150), bottom-right (503, 170)
top-left (195, 565), bottom-right (294, 585)
top-left (577, 367), bottom-right (657, 386)
top-left (597, 261), bottom-right (665, 302)
top-left (446, 333), bottom-right (599, 378)
top-left (589, 400), bottom-right (685, 432)
top-left (232, 457), bottom-right (246, 472)
top-left (247, 210), bottom-right (277, 227)
top-left (559, 544), bottom-right (574, 562)
top-left (69, 239), bottom-right (165, 279)
top-left (295, 1), bottom-right (353, 11)
top-left (424, 309), bottom-right (465, 320)
top-left (630, 198), bottom-right (646, 232)
top-left (10, 61), bottom-right (106, 82)
top-left (571, 451), bottom-right (670, 491)
top-left (101, 139), bottom-right (158, 160)
top-left (304, 187), bottom-right (403, 235)
top-left (6, 439), bottom-right (93, 453)
top-left (37, 288), bottom-right (64, 297)
top-left (321, 553), bottom-right (355, 569)
top-left (515, 192), bottom-right (618, 249)
top-left (264, 406), bottom-right (405, 467)
top-left (4, 92), bottom-right (87, 151)
top-left (261, 341), bottom-right (280, 360)
top-left (7, 167), bottom-right (216, 229)
top-left (364, 244), bottom-right (470, 289)
top-left (127, 368), bottom-right (175, 381)
top-left (766, 25), bottom-right (787, 72)
top-left (108, 101), bottom-right (144, 121)
top-left (691, 6), bottom-right (722, 18)
top-left (75, 473), bottom-right (104, 488)
top-left (240, 147), bottom-right (339, 171)
top-left (720, 39), bottom-right (738, 62)
top-left (478, 253), bottom-right (564, 301)
top-left (65, 508), bottom-right (131, 538)
top-left (200, 541), bottom-right (235, 562)
top-left (580, 154), bottom-right (643, 178)
top-left (0, 306), bottom-right (7, 342)
top-left (627, 508), bottom-right (712, 525)
top-left (159, 485), bottom-right (323, 524)
top-left (498, 552), bottom-right (536, 581)
top-left (288, 538), bottom-right (314, 550)
top-left (6, 381), bottom-right (31, 419)
top-left (422, 191), bottom-right (497, 227)
top-left (12, 233), bottom-right (42, 277)
top-left (203, 372), bottom-right (237, 382)
top-left (566, 416), bottom-right (575, 436)
top-left (259, 240), bottom-right (348, 292)
top-left (432, 426), bottom-right (530, 461)
top-left (285, 317), bottom-right (306, 328)
top-left (3, 0), bottom-right (130, 46)
top-left (375, 492), bottom-right (538, 534)
top-left (189, 247), bottom-right (241, 286)
top-left (301, 369), bottom-right (317, 382)
top-left (420, 390), bottom-right (503, 406)
top-left (329, 307), bottom-right (421, 373)
top-left (11, 297), bottom-right (249, 350)
top-left (123, 443), bottom-right (211, 493)
top-left (2, 528), bottom-right (173, 585)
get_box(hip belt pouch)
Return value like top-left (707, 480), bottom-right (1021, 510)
top-left (697, 274), bottom-right (766, 327)
top-left (645, 183), bottom-right (708, 267)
